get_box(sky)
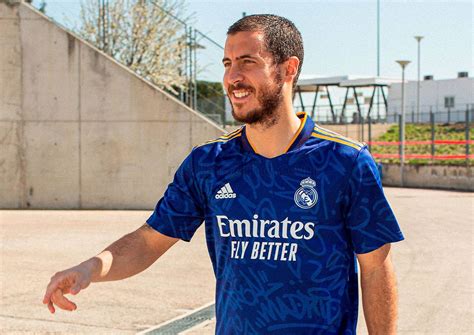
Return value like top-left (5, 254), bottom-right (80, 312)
top-left (34, 0), bottom-right (473, 83)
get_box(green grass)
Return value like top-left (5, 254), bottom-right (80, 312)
top-left (370, 123), bottom-right (473, 165)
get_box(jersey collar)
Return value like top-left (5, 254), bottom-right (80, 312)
top-left (240, 112), bottom-right (315, 155)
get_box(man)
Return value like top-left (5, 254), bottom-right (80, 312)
top-left (43, 15), bottom-right (404, 334)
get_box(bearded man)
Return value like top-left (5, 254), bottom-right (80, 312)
top-left (44, 14), bottom-right (404, 335)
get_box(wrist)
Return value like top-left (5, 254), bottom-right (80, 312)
top-left (80, 257), bottom-right (101, 282)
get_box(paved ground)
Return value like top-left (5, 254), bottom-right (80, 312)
top-left (1, 187), bottom-right (473, 334)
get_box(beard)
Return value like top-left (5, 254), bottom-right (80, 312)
top-left (229, 70), bottom-right (284, 128)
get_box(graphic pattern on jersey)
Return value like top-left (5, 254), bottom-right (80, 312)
top-left (147, 112), bottom-right (404, 335)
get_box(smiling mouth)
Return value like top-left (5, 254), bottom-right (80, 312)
top-left (232, 89), bottom-right (252, 100)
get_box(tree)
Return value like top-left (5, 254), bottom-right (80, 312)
top-left (38, 0), bottom-right (46, 13)
top-left (196, 81), bottom-right (224, 101)
top-left (25, 0), bottom-right (47, 14)
top-left (74, 0), bottom-right (190, 95)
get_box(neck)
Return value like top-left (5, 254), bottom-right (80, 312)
top-left (245, 98), bottom-right (302, 158)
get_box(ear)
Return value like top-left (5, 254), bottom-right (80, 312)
top-left (285, 56), bottom-right (300, 78)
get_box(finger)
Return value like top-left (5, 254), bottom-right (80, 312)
top-left (43, 276), bottom-right (61, 304)
top-left (47, 300), bottom-right (56, 314)
top-left (51, 290), bottom-right (77, 311)
top-left (52, 290), bottom-right (77, 311)
top-left (70, 283), bottom-right (82, 295)
top-left (51, 295), bottom-right (76, 312)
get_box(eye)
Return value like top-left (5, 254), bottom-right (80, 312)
top-left (223, 62), bottom-right (231, 68)
top-left (243, 59), bottom-right (254, 64)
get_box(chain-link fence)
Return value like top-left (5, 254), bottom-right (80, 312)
top-left (366, 104), bottom-right (473, 165)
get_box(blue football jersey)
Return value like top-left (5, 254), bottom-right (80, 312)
top-left (147, 112), bottom-right (404, 334)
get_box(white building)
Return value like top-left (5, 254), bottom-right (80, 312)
top-left (387, 72), bottom-right (473, 123)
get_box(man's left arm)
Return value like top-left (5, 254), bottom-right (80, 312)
top-left (357, 243), bottom-right (399, 335)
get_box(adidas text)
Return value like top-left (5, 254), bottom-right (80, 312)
top-left (215, 193), bottom-right (237, 199)
top-left (215, 183), bottom-right (237, 199)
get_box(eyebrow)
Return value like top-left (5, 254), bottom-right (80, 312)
top-left (222, 54), bottom-right (257, 63)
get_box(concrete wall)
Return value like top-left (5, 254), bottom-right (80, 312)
top-left (382, 164), bottom-right (473, 192)
top-left (0, 1), bottom-right (223, 209)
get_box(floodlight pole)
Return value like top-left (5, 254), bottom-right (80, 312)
top-left (396, 60), bottom-right (411, 187)
top-left (377, 0), bottom-right (380, 77)
top-left (414, 36), bottom-right (424, 123)
top-left (376, 0), bottom-right (381, 121)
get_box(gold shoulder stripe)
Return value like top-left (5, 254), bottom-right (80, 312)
top-left (311, 132), bottom-right (363, 151)
top-left (195, 128), bottom-right (243, 148)
top-left (207, 128), bottom-right (243, 143)
top-left (200, 134), bottom-right (242, 146)
top-left (313, 125), bottom-right (363, 148)
top-left (220, 126), bottom-right (244, 139)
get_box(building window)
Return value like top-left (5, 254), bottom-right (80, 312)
top-left (444, 96), bottom-right (455, 108)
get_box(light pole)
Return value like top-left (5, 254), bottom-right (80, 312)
top-left (376, 0), bottom-right (381, 121)
top-left (377, 0), bottom-right (380, 77)
top-left (396, 60), bottom-right (411, 187)
top-left (414, 36), bottom-right (424, 122)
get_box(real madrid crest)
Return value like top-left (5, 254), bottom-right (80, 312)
top-left (294, 177), bottom-right (318, 209)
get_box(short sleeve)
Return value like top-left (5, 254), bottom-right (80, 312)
top-left (146, 151), bottom-right (205, 242)
top-left (343, 147), bottom-right (404, 254)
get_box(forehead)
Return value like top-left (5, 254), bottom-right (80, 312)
top-left (224, 31), bottom-right (269, 59)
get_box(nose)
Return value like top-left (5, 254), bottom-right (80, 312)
top-left (225, 64), bottom-right (243, 86)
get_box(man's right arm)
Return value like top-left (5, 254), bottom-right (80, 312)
top-left (90, 223), bottom-right (179, 282)
top-left (42, 223), bottom-right (179, 313)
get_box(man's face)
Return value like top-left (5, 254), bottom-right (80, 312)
top-left (222, 31), bottom-right (284, 126)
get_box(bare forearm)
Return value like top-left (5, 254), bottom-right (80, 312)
top-left (360, 257), bottom-right (399, 334)
top-left (83, 224), bottom-right (173, 282)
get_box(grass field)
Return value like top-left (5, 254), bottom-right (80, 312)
top-left (371, 123), bottom-right (474, 165)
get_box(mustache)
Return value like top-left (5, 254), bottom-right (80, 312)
top-left (228, 83), bottom-right (254, 94)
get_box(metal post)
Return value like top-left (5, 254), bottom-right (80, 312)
top-left (311, 86), bottom-right (319, 118)
top-left (184, 26), bottom-right (189, 106)
top-left (376, 0), bottom-right (381, 124)
top-left (377, 0), bottom-right (380, 77)
top-left (377, 87), bottom-right (381, 121)
top-left (380, 86), bottom-right (388, 111)
top-left (399, 113), bottom-right (403, 168)
top-left (325, 86), bottom-right (336, 122)
top-left (396, 60), bottom-right (410, 187)
top-left (448, 107), bottom-right (451, 124)
top-left (188, 26), bottom-right (193, 107)
top-left (368, 116), bottom-right (372, 151)
top-left (361, 116), bottom-right (365, 143)
top-left (430, 108), bottom-right (435, 161)
top-left (341, 88), bottom-right (350, 124)
top-left (415, 36), bottom-right (423, 125)
top-left (466, 105), bottom-right (470, 165)
top-left (400, 70), bottom-right (406, 170)
top-left (178, 30), bottom-right (184, 103)
top-left (367, 86), bottom-right (376, 118)
top-left (376, 0), bottom-right (381, 123)
top-left (353, 87), bottom-right (362, 122)
top-left (193, 28), bottom-right (198, 110)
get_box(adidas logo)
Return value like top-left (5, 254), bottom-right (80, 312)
top-left (215, 183), bottom-right (237, 199)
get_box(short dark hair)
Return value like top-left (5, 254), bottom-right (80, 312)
top-left (227, 14), bottom-right (304, 90)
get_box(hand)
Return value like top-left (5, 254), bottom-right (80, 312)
top-left (42, 263), bottom-right (92, 313)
